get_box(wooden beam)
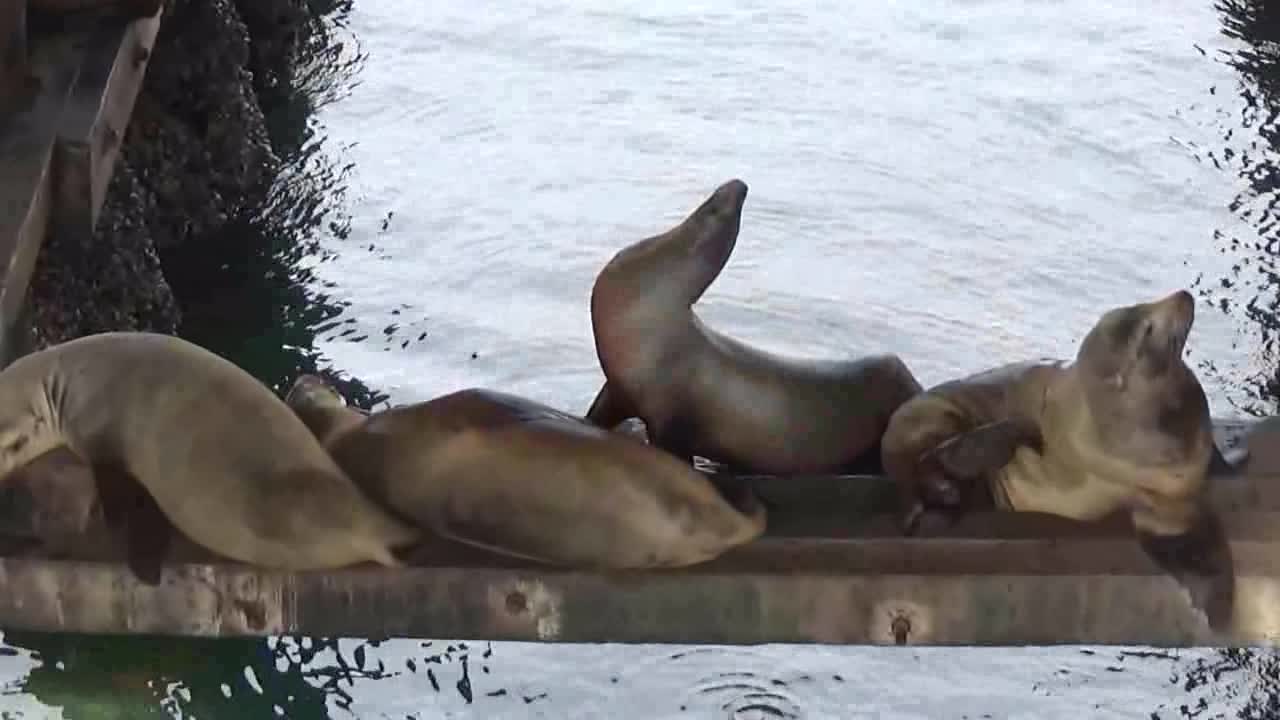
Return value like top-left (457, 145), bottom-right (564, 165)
top-left (51, 4), bottom-right (160, 239)
top-left (0, 32), bottom-right (83, 367)
top-left (0, 2), bottom-right (26, 84)
top-left (1, 530), bottom-right (1280, 646)
top-left (0, 7), bottom-right (161, 367)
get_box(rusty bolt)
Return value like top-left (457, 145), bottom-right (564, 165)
top-left (505, 591), bottom-right (527, 614)
top-left (891, 614), bottom-right (911, 645)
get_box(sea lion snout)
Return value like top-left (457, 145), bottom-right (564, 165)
top-left (685, 178), bottom-right (748, 272)
top-left (708, 178), bottom-right (748, 210)
top-left (1149, 289), bottom-right (1195, 338)
top-left (285, 374), bottom-right (346, 410)
top-left (1135, 290), bottom-right (1196, 375)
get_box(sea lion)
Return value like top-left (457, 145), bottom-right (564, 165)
top-left (881, 290), bottom-right (1234, 630)
top-left (0, 447), bottom-right (98, 541)
top-left (0, 448), bottom-right (173, 585)
top-left (284, 374), bottom-right (767, 569)
top-left (0, 332), bottom-right (420, 572)
top-left (585, 178), bottom-right (923, 474)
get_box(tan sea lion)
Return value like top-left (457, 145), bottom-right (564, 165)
top-left (881, 290), bottom-right (1234, 630)
top-left (0, 448), bottom-right (174, 585)
top-left (0, 332), bottom-right (420, 572)
top-left (585, 178), bottom-right (923, 474)
top-left (284, 375), bottom-right (767, 569)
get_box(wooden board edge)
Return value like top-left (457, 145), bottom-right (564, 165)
top-left (52, 5), bottom-right (160, 236)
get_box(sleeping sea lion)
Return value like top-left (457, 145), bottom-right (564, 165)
top-left (585, 178), bottom-right (923, 474)
top-left (0, 448), bottom-right (174, 585)
top-left (881, 290), bottom-right (1234, 630)
top-left (0, 447), bottom-right (99, 542)
top-left (284, 375), bottom-right (767, 569)
top-left (0, 332), bottom-right (420, 572)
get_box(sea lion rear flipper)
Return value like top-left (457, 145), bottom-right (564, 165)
top-left (584, 382), bottom-right (638, 429)
top-left (96, 464), bottom-right (172, 587)
top-left (926, 418), bottom-right (1044, 480)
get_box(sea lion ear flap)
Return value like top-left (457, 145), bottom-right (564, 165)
top-left (924, 418), bottom-right (1045, 480)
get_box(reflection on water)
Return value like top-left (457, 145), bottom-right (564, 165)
top-left (2, 0), bottom-right (1280, 718)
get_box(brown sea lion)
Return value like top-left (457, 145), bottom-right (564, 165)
top-left (284, 375), bottom-right (767, 569)
top-left (881, 290), bottom-right (1235, 630)
top-left (0, 332), bottom-right (420, 572)
top-left (0, 448), bottom-right (174, 585)
top-left (0, 447), bottom-right (99, 542)
top-left (585, 178), bottom-right (923, 474)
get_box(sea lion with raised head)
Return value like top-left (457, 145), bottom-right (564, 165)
top-left (881, 290), bottom-right (1235, 630)
top-left (0, 332), bottom-right (420, 572)
top-left (586, 179), bottom-right (923, 475)
top-left (285, 375), bottom-right (767, 569)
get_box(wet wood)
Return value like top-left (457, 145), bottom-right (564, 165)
top-left (2, 529), bottom-right (1280, 645)
top-left (0, 418), bottom-right (1274, 646)
top-left (0, 30), bottom-right (82, 367)
top-left (1, 2), bottom-right (27, 88)
top-left (0, 6), bottom-right (161, 366)
top-left (51, 3), bottom-right (159, 238)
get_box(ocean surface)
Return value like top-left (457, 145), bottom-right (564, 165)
top-left (4, 0), bottom-right (1280, 717)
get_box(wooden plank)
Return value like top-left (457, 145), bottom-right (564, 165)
top-left (0, 30), bottom-right (84, 367)
top-left (50, 4), bottom-right (159, 238)
top-left (1, 532), bottom-right (1280, 645)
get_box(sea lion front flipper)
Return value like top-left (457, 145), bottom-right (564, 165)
top-left (584, 382), bottom-right (640, 429)
top-left (96, 464), bottom-right (172, 587)
top-left (924, 418), bottom-right (1044, 480)
top-left (1133, 503), bottom-right (1235, 634)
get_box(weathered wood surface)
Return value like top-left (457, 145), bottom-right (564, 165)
top-left (0, 418), bottom-right (1275, 646)
top-left (51, 5), bottom-right (159, 239)
top-left (0, 4), bottom-right (160, 366)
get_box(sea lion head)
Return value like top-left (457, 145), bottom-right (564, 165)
top-left (285, 374), bottom-right (369, 444)
top-left (1073, 289), bottom-right (1209, 461)
top-left (592, 178), bottom-right (748, 313)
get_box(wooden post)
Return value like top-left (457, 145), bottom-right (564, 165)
top-left (0, 32), bottom-right (83, 368)
top-left (0, 6), bottom-right (161, 367)
top-left (51, 5), bottom-right (160, 242)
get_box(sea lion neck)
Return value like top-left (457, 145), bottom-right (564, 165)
top-left (592, 179), bottom-right (747, 312)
